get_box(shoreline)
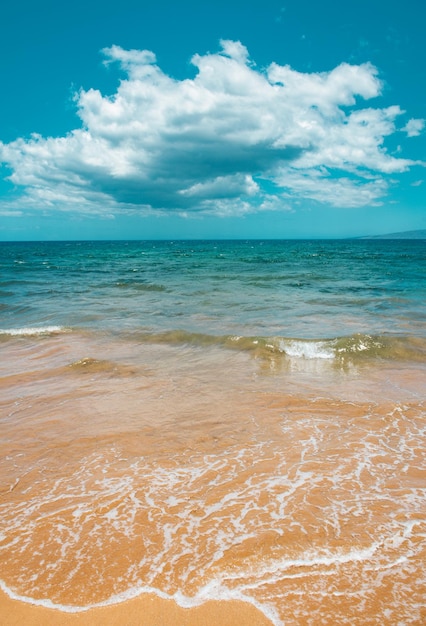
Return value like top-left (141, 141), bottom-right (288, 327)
top-left (0, 589), bottom-right (274, 626)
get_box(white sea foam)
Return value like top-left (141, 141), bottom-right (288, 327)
top-left (1, 405), bottom-right (424, 626)
top-left (221, 543), bottom-right (381, 584)
top-left (279, 339), bottom-right (335, 360)
top-left (0, 576), bottom-right (282, 625)
top-left (0, 325), bottom-right (66, 336)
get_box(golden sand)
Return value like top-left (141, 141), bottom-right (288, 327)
top-left (1, 333), bottom-right (426, 625)
top-left (0, 590), bottom-right (272, 626)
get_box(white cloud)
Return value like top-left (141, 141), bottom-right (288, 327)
top-left (0, 209), bottom-right (23, 217)
top-left (0, 41), bottom-right (423, 218)
top-left (403, 118), bottom-right (425, 137)
top-left (275, 167), bottom-right (388, 207)
top-left (219, 39), bottom-right (250, 64)
top-left (101, 45), bottom-right (158, 80)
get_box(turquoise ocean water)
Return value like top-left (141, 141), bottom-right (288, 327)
top-left (1, 239), bottom-right (425, 360)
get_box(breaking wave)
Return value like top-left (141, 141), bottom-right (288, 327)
top-left (133, 329), bottom-right (426, 364)
top-left (0, 325), bottom-right (69, 337)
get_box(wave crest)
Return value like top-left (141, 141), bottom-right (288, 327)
top-left (0, 325), bottom-right (68, 337)
top-left (133, 330), bottom-right (426, 364)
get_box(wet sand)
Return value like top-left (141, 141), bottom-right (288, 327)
top-left (0, 590), bottom-right (272, 626)
top-left (1, 333), bottom-right (426, 625)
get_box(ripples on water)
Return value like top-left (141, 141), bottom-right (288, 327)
top-left (0, 240), bottom-right (425, 625)
top-left (1, 239), bottom-right (425, 337)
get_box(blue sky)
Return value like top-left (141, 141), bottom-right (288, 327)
top-left (0, 0), bottom-right (424, 240)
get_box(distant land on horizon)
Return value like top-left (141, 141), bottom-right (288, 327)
top-left (1, 230), bottom-right (426, 243)
top-left (360, 229), bottom-right (426, 240)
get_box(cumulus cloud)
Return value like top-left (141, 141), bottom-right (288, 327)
top-left (403, 118), bottom-right (425, 137)
top-left (0, 40), bottom-right (423, 217)
top-left (275, 167), bottom-right (388, 208)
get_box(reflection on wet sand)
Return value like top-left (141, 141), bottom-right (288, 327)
top-left (1, 332), bottom-right (425, 625)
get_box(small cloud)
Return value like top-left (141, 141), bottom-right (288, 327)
top-left (0, 209), bottom-right (23, 217)
top-left (411, 180), bottom-right (423, 187)
top-left (102, 45), bottom-right (157, 79)
top-left (403, 118), bottom-right (425, 137)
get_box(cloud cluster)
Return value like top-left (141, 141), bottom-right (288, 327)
top-left (0, 41), bottom-right (424, 217)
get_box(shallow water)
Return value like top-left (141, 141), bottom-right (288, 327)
top-left (0, 240), bottom-right (425, 624)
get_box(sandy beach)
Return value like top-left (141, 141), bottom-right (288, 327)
top-left (0, 590), bottom-right (272, 626)
top-left (1, 240), bottom-right (426, 625)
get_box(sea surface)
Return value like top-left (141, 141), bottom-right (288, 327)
top-left (1, 239), bottom-right (425, 624)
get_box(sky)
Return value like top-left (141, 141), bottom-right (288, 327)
top-left (0, 0), bottom-right (425, 240)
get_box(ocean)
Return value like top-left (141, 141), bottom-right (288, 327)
top-left (1, 239), bottom-right (425, 625)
